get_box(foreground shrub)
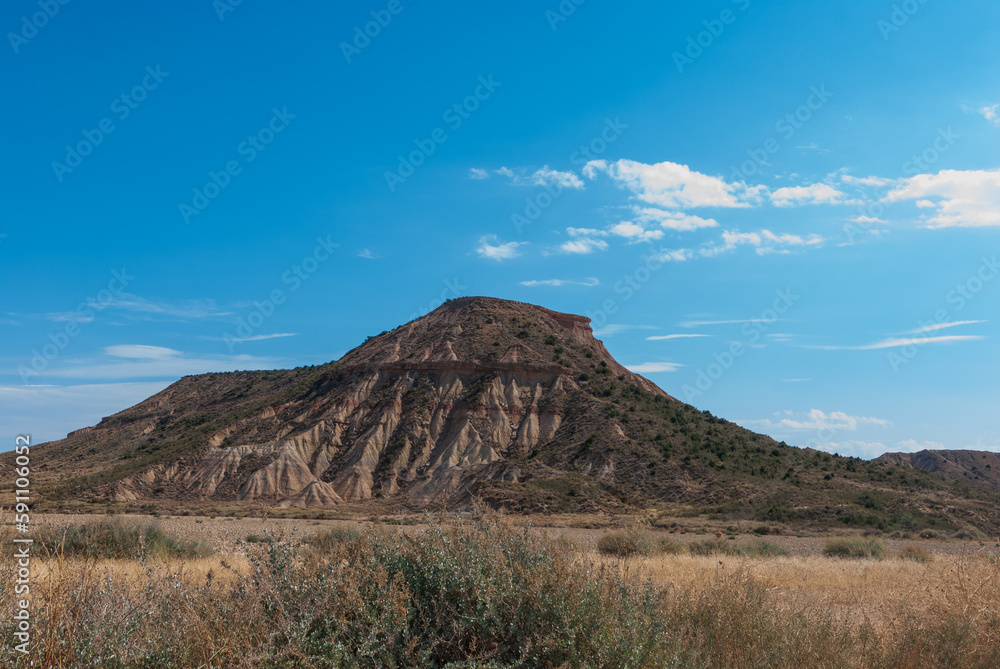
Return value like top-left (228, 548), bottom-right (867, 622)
top-left (35, 519), bottom-right (213, 560)
top-left (823, 537), bottom-right (886, 560)
top-left (4, 514), bottom-right (1000, 667)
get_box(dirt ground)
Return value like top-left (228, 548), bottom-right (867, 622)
top-left (28, 512), bottom-right (1000, 558)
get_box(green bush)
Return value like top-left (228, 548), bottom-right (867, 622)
top-left (35, 519), bottom-right (213, 560)
top-left (823, 538), bottom-right (886, 560)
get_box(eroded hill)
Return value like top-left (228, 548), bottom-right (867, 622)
top-left (12, 297), bottom-right (1000, 533)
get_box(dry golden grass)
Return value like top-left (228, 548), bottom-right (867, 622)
top-left (599, 551), bottom-right (1000, 635)
top-left (5, 512), bottom-right (1000, 667)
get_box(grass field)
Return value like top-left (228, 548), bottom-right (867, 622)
top-left (3, 512), bottom-right (999, 667)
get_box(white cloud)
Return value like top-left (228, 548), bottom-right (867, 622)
top-left (679, 318), bottom-right (776, 327)
top-left (812, 440), bottom-right (889, 459)
top-left (770, 183), bottom-right (849, 207)
top-left (609, 221), bottom-right (664, 242)
top-left (789, 410), bottom-right (890, 430)
top-left (476, 235), bottom-right (526, 261)
top-left (594, 324), bottom-right (657, 336)
top-left (0, 381), bottom-right (174, 444)
top-left (884, 169), bottom-right (1000, 227)
top-left (808, 334), bottom-right (985, 350)
top-left (519, 278), bottom-right (599, 287)
top-left (903, 320), bottom-right (985, 334)
top-left (560, 238), bottom-right (608, 254)
top-left (973, 103), bottom-right (999, 126)
top-left (625, 362), bottom-right (683, 373)
top-left (893, 439), bottom-right (946, 452)
top-left (658, 248), bottom-right (695, 262)
top-left (566, 226), bottom-right (609, 237)
top-left (358, 248), bottom-right (380, 259)
top-left (634, 208), bottom-right (719, 231)
top-left (215, 333), bottom-right (299, 343)
top-left (645, 334), bottom-right (711, 341)
top-left (584, 158), bottom-right (765, 209)
top-left (656, 228), bottom-right (825, 262)
top-left (27, 351), bottom-right (282, 381)
top-left (767, 409), bottom-right (892, 431)
top-left (840, 174), bottom-right (895, 187)
top-left (26, 293), bottom-right (234, 323)
top-left (531, 166), bottom-right (584, 189)
top-left (105, 345), bottom-right (181, 360)
top-left (469, 167), bottom-right (489, 180)
top-left (496, 166), bottom-right (584, 189)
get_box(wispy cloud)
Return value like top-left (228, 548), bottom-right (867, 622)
top-left (771, 183), bottom-right (852, 207)
top-left (519, 278), bottom-right (599, 287)
top-left (476, 235), bottom-right (526, 261)
top-left (468, 167), bottom-right (490, 180)
top-left (884, 168), bottom-right (1000, 228)
top-left (657, 229), bottom-right (826, 262)
top-left (903, 320), bottom-right (985, 334)
top-left (358, 248), bottom-right (381, 259)
top-left (645, 334), bottom-right (710, 341)
top-left (496, 165), bottom-right (584, 189)
top-left (755, 409), bottom-right (891, 431)
top-left (626, 362), bottom-right (683, 373)
top-left (806, 335), bottom-right (985, 350)
top-left (594, 324), bottom-right (657, 336)
top-left (584, 159), bottom-right (766, 208)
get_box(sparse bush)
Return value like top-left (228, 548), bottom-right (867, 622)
top-left (953, 528), bottom-right (983, 541)
top-left (305, 527), bottom-right (360, 554)
top-left (738, 541), bottom-right (790, 558)
top-left (919, 529), bottom-right (939, 539)
top-left (899, 544), bottom-right (934, 563)
top-left (245, 534), bottom-right (272, 544)
top-left (823, 537), bottom-right (886, 560)
top-left (35, 519), bottom-right (212, 560)
top-left (597, 529), bottom-right (654, 557)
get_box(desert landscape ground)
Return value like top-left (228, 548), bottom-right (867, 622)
top-left (3, 510), bottom-right (999, 667)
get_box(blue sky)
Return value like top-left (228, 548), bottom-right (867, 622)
top-left (3, 1), bottom-right (999, 457)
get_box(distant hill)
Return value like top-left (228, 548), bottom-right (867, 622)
top-left (8, 296), bottom-right (1000, 534)
top-left (876, 450), bottom-right (1000, 490)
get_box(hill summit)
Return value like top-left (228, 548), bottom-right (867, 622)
top-left (16, 297), bottom-right (1000, 532)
